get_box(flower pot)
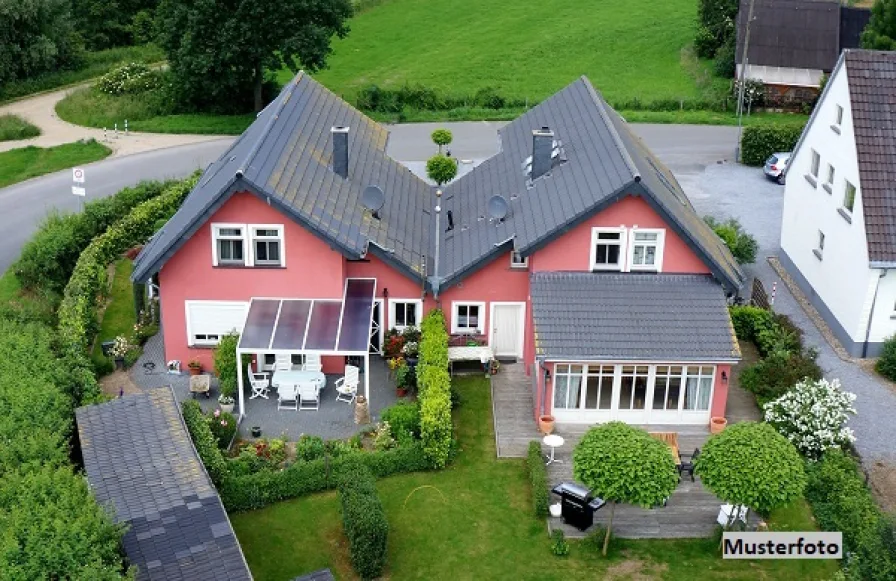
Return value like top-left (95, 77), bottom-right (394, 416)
top-left (189, 366), bottom-right (201, 376)
top-left (539, 414), bottom-right (555, 435)
top-left (251, 426), bottom-right (262, 438)
top-left (406, 356), bottom-right (419, 368)
top-left (114, 357), bottom-right (125, 370)
top-left (396, 387), bottom-right (408, 397)
top-left (220, 403), bottom-right (234, 414)
top-left (710, 416), bottom-right (727, 434)
top-left (549, 503), bottom-right (562, 518)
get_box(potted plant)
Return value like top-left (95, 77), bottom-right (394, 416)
top-left (383, 328), bottom-right (406, 359)
top-left (539, 414), bottom-right (555, 435)
top-left (710, 416), bottom-right (728, 434)
top-left (489, 358), bottom-right (501, 375)
top-left (394, 359), bottom-right (411, 397)
top-left (109, 336), bottom-right (131, 370)
top-left (403, 340), bottom-right (419, 367)
top-left (218, 393), bottom-right (235, 414)
top-left (188, 357), bottom-right (202, 376)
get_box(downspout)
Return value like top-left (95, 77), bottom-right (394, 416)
top-left (863, 269), bottom-right (888, 357)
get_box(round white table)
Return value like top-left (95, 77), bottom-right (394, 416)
top-left (543, 434), bottom-right (565, 465)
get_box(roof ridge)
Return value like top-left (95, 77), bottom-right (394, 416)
top-left (238, 71), bottom-right (305, 177)
top-left (582, 77), bottom-right (641, 182)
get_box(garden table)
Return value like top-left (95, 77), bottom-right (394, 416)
top-left (272, 369), bottom-right (326, 391)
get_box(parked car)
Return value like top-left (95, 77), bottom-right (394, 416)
top-left (763, 152), bottom-right (791, 184)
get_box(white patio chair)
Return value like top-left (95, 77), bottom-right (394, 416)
top-left (274, 354), bottom-right (291, 372)
top-left (298, 382), bottom-right (320, 411)
top-left (277, 383), bottom-right (298, 411)
top-left (247, 362), bottom-right (270, 400)
top-left (303, 353), bottom-right (322, 373)
top-left (717, 504), bottom-right (749, 528)
top-left (335, 365), bottom-right (359, 404)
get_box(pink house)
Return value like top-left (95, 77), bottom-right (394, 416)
top-left (133, 73), bottom-right (744, 427)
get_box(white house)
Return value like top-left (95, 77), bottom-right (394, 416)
top-left (780, 49), bottom-right (896, 357)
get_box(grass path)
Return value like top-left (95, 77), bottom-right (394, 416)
top-left (231, 377), bottom-right (836, 580)
top-left (0, 141), bottom-right (111, 189)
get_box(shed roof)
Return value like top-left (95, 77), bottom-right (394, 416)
top-left (76, 388), bottom-right (252, 581)
top-left (530, 272), bottom-right (741, 361)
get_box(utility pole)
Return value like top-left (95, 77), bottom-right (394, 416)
top-left (735, 0), bottom-right (757, 163)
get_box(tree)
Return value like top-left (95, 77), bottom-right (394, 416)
top-left (573, 423), bottom-right (679, 555)
top-left (70, 0), bottom-right (159, 50)
top-left (155, 0), bottom-right (352, 114)
top-left (695, 0), bottom-right (739, 59)
top-left (431, 128), bottom-right (452, 154)
top-left (861, 0), bottom-right (896, 51)
top-left (695, 422), bottom-right (806, 519)
top-left (0, 0), bottom-right (84, 86)
top-left (426, 154), bottom-right (458, 186)
top-left (703, 216), bottom-right (758, 264)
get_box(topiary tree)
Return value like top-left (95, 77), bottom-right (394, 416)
top-left (695, 422), bottom-right (806, 520)
top-left (573, 422), bottom-right (679, 555)
top-left (213, 332), bottom-right (246, 399)
top-left (426, 154), bottom-right (458, 186)
top-left (431, 128), bottom-right (452, 154)
top-left (703, 216), bottom-right (758, 264)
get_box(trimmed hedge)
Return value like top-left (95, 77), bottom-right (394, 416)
top-left (418, 310), bottom-right (453, 468)
top-left (57, 175), bottom-right (198, 403)
top-left (15, 179), bottom-right (175, 294)
top-left (875, 335), bottom-right (896, 381)
top-left (740, 124), bottom-right (805, 167)
top-left (527, 441), bottom-right (550, 517)
top-left (806, 450), bottom-right (896, 580)
top-left (337, 461), bottom-right (388, 580)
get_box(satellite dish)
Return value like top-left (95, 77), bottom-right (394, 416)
top-left (361, 185), bottom-right (385, 218)
top-left (488, 195), bottom-right (509, 222)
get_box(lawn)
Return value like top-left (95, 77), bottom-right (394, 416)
top-left (0, 114), bottom-right (40, 142)
top-left (91, 258), bottom-right (136, 365)
top-left (0, 141), bottom-right (111, 189)
top-left (231, 377), bottom-right (837, 580)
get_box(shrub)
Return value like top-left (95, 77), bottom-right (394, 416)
top-left (739, 348), bottom-right (823, 403)
top-left (373, 421), bottom-right (396, 451)
top-left (97, 62), bottom-right (161, 95)
top-left (295, 434), bottom-right (326, 462)
top-left (728, 305), bottom-right (773, 342)
top-left (418, 310), bottom-right (453, 468)
top-left (326, 437), bottom-right (363, 459)
top-left (764, 378), bottom-right (857, 459)
top-left (426, 154), bottom-right (458, 186)
top-left (875, 334), bottom-right (896, 381)
top-left (213, 332), bottom-right (240, 398)
top-left (431, 128), bottom-right (452, 151)
top-left (381, 401), bottom-right (421, 442)
top-left (740, 123), bottom-right (805, 167)
top-left (209, 409), bottom-right (237, 449)
top-left (0, 114), bottom-right (40, 141)
top-left (703, 216), bottom-right (758, 265)
top-left (694, 25), bottom-right (718, 59)
top-left (527, 441), bottom-right (549, 517)
top-left (713, 36), bottom-right (736, 78)
top-left (806, 450), bottom-right (896, 580)
top-left (550, 529), bottom-right (570, 557)
top-left (123, 346), bottom-right (142, 369)
top-left (337, 461), bottom-right (388, 579)
top-left (181, 400), bottom-right (229, 484)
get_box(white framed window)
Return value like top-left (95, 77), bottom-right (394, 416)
top-left (629, 229), bottom-right (665, 271)
top-left (835, 104), bottom-right (844, 127)
top-left (553, 364), bottom-right (585, 410)
top-left (824, 164), bottom-right (835, 193)
top-left (843, 181), bottom-right (857, 214)
top-left (652, 365), bottom-right (684, 410)
top-left (583, 365), bottom-right (614, 410)
top-left (683, 365), bottom-right (714, 411)
top-left (817, 231), bottom-right (825, 256)
top-left (452, 301), bottom-right (486, 334)
top-left (809, 150), bottom-right (820, 179)
top-left (618, 365), bottom-right (649, 410)
top-left (388, 299), bottom-right (422, 331)
top-left (250, 225), bottom-right (284, 267)
top-left (590, 227), bottom-right (626, 271)
top-left (510, 250), bottom-right (528, 269)
top-left (185, 300), bottom-right (248, 346)
top-left (212, 224), bottom-right (247, 266)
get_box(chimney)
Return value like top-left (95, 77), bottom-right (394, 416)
top-left (531, 127), bottom-right (554, 180)
top-left (332, 126), bottom-right (349, 178)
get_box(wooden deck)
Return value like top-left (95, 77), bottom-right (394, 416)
top-left (490, 363), bottom-right (539, 457)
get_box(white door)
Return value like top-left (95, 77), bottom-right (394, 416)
top-left (491, 302), bottom-right (524, 358)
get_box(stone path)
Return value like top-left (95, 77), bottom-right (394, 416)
top-left (0, 85), bottom-right (222, 156)
top-left (490, 363), bottom-right (538, 457)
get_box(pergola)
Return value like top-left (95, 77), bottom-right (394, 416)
top-left (235, 278), bottom-right (376, 418)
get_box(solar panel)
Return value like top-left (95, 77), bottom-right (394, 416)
top-left (304, 301), bottom-right (342, 350)
top-left (337, 279), bottom-right (376, 352)
top-left (271, 300), bottom-right (312, 350)
top-left (238, 300), bottom-right (280, 349)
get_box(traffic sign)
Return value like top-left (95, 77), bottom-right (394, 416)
top-left (72, 168), bottom-right (85, 183)
top-left (72, 186), bottom-right (86, 197)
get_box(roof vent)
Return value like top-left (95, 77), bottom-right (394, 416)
top-left (488, 195), bottom-right (510, 223)
top-left (332, 126), bottom-right (350, 179)
top-left (361, 185), bottom-right (385, 219)
top-left (445, 210), bottom-right (455, 232)
top-left (531, 127), bottom-right (554, 180)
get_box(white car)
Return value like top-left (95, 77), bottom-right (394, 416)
top-left (763, 152), bottom-right (791, 185)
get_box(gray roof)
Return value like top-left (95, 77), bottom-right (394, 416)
top-left (843, 50), bottom-right (896, 264)
top-left (737, 0), bottom-right (840, 72)
top-left (530, 272), bottom-right (741, 361)
top-left (133, 75), bottom-right (743, 294)
top-left (291, 570), bottom-right (335, 581)
top-left (76, 388), bottom-right (252, 581)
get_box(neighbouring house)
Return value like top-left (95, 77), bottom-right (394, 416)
top-left (132, 73), bottom-right (744, 427)
top-left (735, 0), bottom-right (870, 106)
top-left (780, 49), bottom-right (896, 358)
top-left (76, 387), bottom-right (252, 580)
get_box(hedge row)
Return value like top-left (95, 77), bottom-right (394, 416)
top-left (740, 124), bottom-right (805, 167)
top-left (527, 441), bottom-right (550, 518)
top-left (806, 450), bottom-right (896, 580)
top-left (0, 318), bottom-right (127, 579)
top-left (182, 400), bottom-right (431, 512)
top-left (57, 175), bottom-right (198, 403)
top-left (418, 310), bottom-right (453, 468)
top-left (337, 461), bottom-right (388, 580)
top-left (14, 179), bottom-right (176, 294)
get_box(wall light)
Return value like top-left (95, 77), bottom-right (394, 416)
top-left (721, 370), bottom-right (728, 383)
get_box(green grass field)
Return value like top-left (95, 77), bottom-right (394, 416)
top-left (91, 258), bottom-right (136, 365)
top-left (232, 377), bottom-right (836, 581)
top-left (0, 115), bottom-right (41, 142)
top-left (0, 141), bottom-right (111, 189)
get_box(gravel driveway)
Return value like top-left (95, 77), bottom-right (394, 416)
top-left (688, 162), bottom-right (896, 464)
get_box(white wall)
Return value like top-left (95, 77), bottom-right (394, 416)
top-left (866, 271), bottom-right (896, 345)
top-left (780, 60), bottom-right (874, 345)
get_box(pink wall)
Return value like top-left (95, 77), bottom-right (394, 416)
top-left (530, 195), bottom-right (710, 274)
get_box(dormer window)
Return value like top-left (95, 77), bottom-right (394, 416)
top-left (590, 228), bottom-right (626, 271)
top-left (510, 250), bottom-right (528, 269)
top-left (629, 230), bottom-right (665, 271)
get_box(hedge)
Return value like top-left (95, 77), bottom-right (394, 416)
top-left (740, 124), bottom-right (805, 167)
top-left (417, 310), bottom-right (453, 468)
top-left (14, 179), bottom-right (176, 295)
top-left (57, 175), bottom-right (198, 403)
top-left (806, 450), bottom-right (896, 580)
top-left (527, 441), bottom-right (550, 518)
top-left (337, 461), bottom-right (388, 580)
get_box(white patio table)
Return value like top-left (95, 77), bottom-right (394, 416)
top-left (271, 369), bottom-right (326, 391)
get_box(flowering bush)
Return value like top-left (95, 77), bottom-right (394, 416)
top-left (209, 409), bottom-right (237, 449)
top-left (383, 328), bottom-right (406, 359)
top-left (108, 335), bottom-right (131, 358)
top-left (373, 421), bottom-right (396, 451)
top-left (764, 378), bottom-right (857, 459)
top-left (402, 341), bottom-right (419, 357)
top-left (97, 62), bottom-right (161, 95)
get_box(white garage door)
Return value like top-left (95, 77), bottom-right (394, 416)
top-left (185, 300), bottom-right (249, 346)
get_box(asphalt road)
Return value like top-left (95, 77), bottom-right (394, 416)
top-left (0, 123), bottom-right (739, 274)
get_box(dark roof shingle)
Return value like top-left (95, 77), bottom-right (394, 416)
top-left (76, 388), bottom-right (252, 581)
top-left (530, 272), bottom-right (741, 361)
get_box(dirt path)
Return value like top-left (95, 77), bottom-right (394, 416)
top-left (0, 85), bottom-right (224, 156)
